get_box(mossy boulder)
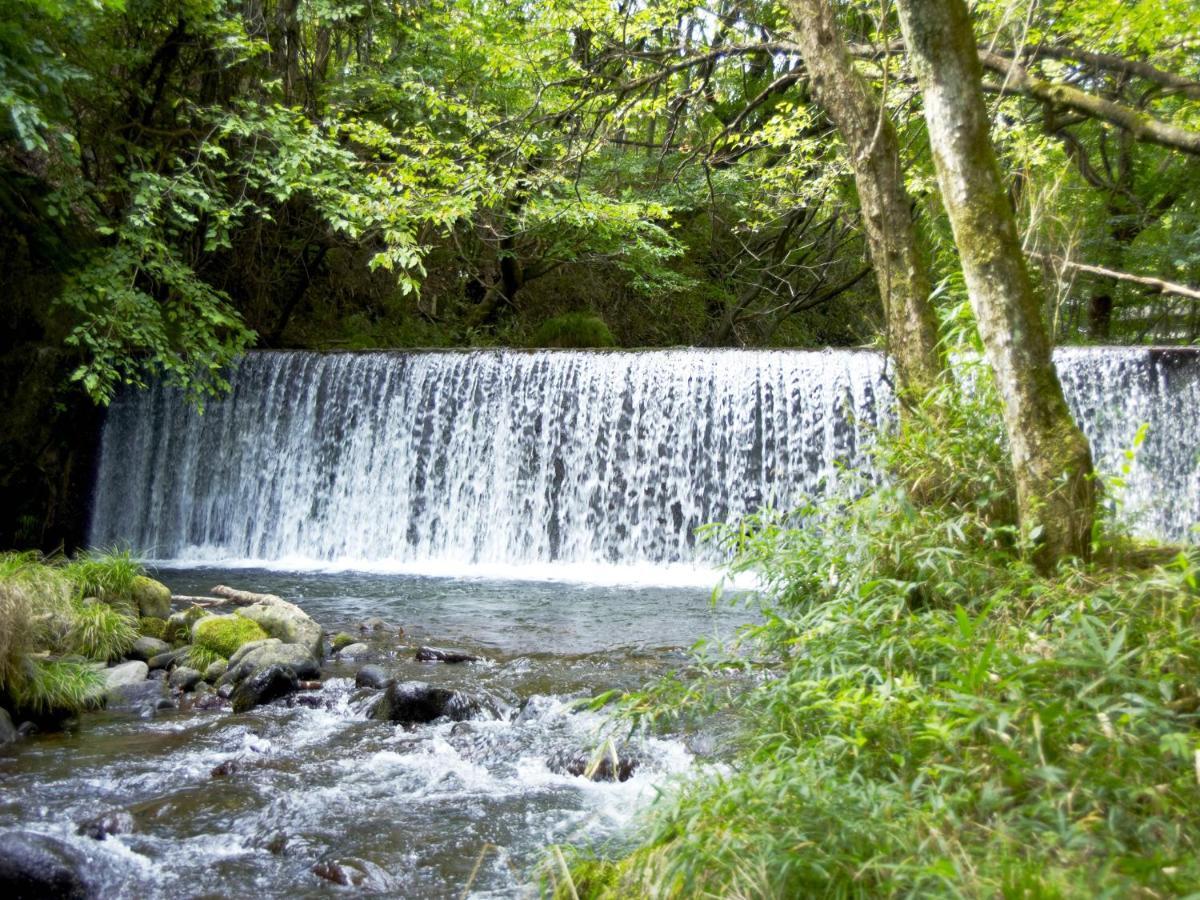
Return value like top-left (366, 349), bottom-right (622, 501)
top-left (237, 600), bottom-right (324, 658)
top-left (192, 615), bottom-right (269, 658)
top-left (130, 576), bottom-right (171, 619)
top-left (164, 607), bottom-right (212, 644)
top-left (331, 632), bottom-right (357, 652)
top-left (138, 616), bottom-right (167, 639)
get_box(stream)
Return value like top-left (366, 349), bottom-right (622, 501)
top-left (0, 568), bottom-right (747, 898)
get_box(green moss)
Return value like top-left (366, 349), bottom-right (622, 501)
top-left (331, 631), bottom-right (357, 652)
top-left (528, 312), bottom-right (616, 349)
top-left (139, 616), bottom-right (167, 639)
top-left (165, 606), bottom-right (212, 644)
top-left (192, 615), bottom-right (269, 658)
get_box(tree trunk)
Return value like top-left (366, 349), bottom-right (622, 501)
top-left (895, 0), bottom-right (1095, 565)
top-left (785, 0), bottom-right (943, 402)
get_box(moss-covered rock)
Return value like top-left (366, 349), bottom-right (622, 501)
top-left (130, 576), bottom-right (171, 619)
top-left (164, 606), bottom-right (212, 644)
top-left (331, 632), bottom-right (357, 652)
top-left (192, 615), bottom-right (269, 658)
top-left (138, 616), bottom-right (167, 639)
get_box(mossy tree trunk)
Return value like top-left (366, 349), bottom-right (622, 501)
top-left (895, 0), bottom-right (1096, 565)
top-left (786, 0), bottom-right (944, 403)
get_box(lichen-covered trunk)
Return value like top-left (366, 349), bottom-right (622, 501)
top-left (895, 0), bottom-right (1095, 565)
top-left (786, 0), bottom-right (943, 402)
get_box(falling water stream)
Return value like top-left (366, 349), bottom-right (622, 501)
top-left (2, 348), bottom-right (1197, 897)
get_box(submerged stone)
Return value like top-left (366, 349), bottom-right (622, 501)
top-left (354, 665), bottom-right (389, 690)
top-left (75, 811), bottom-right (135, 841)
top-left (415, 646), bottom-right (480, 664)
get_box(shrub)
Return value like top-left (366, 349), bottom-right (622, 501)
top-left (184, 644), bottom-right (225, 672)
top-left (192, 615), bottom-right (268, 659)
top-left (528, 312), bottom-right (617, 348)
top-left (568, 369), bottom-right (1200, 897)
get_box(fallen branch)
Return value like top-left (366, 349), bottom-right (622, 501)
top-left (1029, 251), bottom-right (1200, 301)
top-left (171, 594), bottom-right (230, 607)
top-left (211, 585), bottom-right (286, 606)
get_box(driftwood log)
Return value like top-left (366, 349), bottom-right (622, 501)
top-left (170, 595), bottom-right (230, 608)
top-left (211, 585), bottom-right (286, 606)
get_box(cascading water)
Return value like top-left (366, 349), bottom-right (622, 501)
top-left (89, 347), bottom-right (1200, 577)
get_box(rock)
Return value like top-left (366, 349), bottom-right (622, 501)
top-left (337, 642), bottom-right (370, 659)
top-left (330, 632), bottom-right (357, 652)
top-left (146, 649), bottom-right (185, 672)
top-left (192, 693), bottom-right (226, 711)
top-left (168, 667), bottom-right (203, 692)
top-left (75, 812), bottom-right (134, 841)
top-left (210, 759), bottom-right (240, 778)
top-left (355, 665), bottom-right (390, 690)
top-left (126, 636), bottom-right (170, 662)
top-left (130, 575), bottom-right (172, 619)
top-left (359, 616), bottom-right (402, 635)
top-left (105, 679), bottom-right (167, 716)
top-left (203, 660), bottom-right (227, 683)
top-left (312, 857), bottom-right (394, 890)
top-left (415, 646), bottom-right (480, 664)
top-left (222, 642), bottom-right (319, 686)
top-left (371, 680), bottom-right (479, 725)
top-left (15, 722), bottom-right (37, 738)
top-left (0, 709), bottom-right (15, 745)
top-left (231, 665), bottom-right (300, 713)
top-left (163, 607), bottom-right (211, 644)
top-left (0, 830), bottom-right (98, 898)
top-left (227, 638), bottom-right (281, 669)
top-left (549, 748), bottom-right (639, 783)
top-left (236, 599), bottom-right (324, 658)
top-left (104, 661), bottom-right (148, 693)
top-left (217, 683), bottom-right (235, 700)
top-left (261, 832), bottom-right (288, 855)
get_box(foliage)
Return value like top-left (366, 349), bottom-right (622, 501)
top-left (192, 615), bottom-right (268, 659)
top-left (564, 378), bottom-right (1200, 897)
top-left (184, 644), bottom-right (225, 673)
top-left (138, 616), bottom-right (167, 640)
top-left (529, 313), bottom-right (618, 349)
top-left (0, 549), bottom-right (143, 714)
top-left (67, 598), bottom-right (138, 662)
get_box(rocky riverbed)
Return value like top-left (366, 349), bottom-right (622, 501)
top-left (0, 568), bottom-right (747, 897)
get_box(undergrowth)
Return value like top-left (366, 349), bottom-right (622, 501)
top-left (552, 353), bottom-right (1200, 898)
top-left (0, 550), bottom-right (146, 716)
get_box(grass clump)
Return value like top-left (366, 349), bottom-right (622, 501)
top-left (529, 312), bottom-right (616, 348)
top-left (193, 615), bottom-right (268, 659)
top-left (1, 550), bottom-right (146, 717)
top-left (566, 370), bottom-right (1200, 898)
top-left (184, 644), bottom-right (225, 672)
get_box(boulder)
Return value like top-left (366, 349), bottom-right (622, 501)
top-left (168, 667), bottom-right (203, 692)
top-left (163, 607), bottom-right (211, 644)
top-left (228, 638), bottom-right (280, 669)
top-left (236, 599), bottom-right (323, 658)
top-left (130, 575), bottom-right (172, 620)
top-left (104, 661), bottom-right (148, 693)
top-left (0, 830), bottom-right (98, 899)
top-left (126, 636), bottom-right (170, 662)
top-left (231, 665), bottom-right (299, 713)
top-left (222, 642), bottom-right (320, 686)
top-left (371, 680), bottom-right (480, 725)
top-left (203, 660), bottom-right (228, 683)
top-left (146, 649), bottom-right (185, 672)
top-left (355, 665), bottom-right (390, 690)
top-left (415, 646), bottom-right (480, 664)
top-left (336, 642), bottom-right (370, 659)
top-left (0, 709), bottom-right (15, 746)
top-left (105, 679), bottom-right (167, 716)
top-left (75, 812), bottom-right (134, 841)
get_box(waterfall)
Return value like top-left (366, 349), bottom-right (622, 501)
top-left (89, 348), bottom-right (1198, 578)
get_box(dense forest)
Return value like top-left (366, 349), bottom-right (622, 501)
top-left (3, 0), bottom-right (1199, 548)
top-left (2, 0), bottom-right (1200, 896)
